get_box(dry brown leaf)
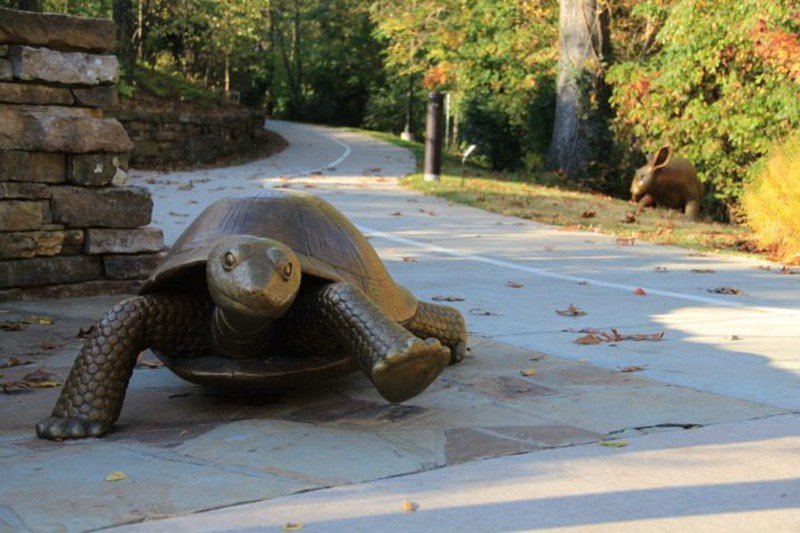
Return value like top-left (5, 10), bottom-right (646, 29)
top-left (0, 357), bottom-right (30, 369)
top-left (303, 183), bottom-right (317, 188)
top-left (402, 499), bottom-right (419, 513)
top-left (653, 266), bottom-right (668, 273)
top-left (708, 286), bottom-right (744, 295)
top-left (39, 342), bottom-right (61, 350)
top-left (0, 321), bottom-right (25, 332)
top-left (520, 366), bottom-right (537, 376)
top-left (1, 381), bottom-right (31, 393)
top-left (580, 211), bottom-right (597, 219)
top-left (432, 295), bottom-right (465, 302)
top-left (389, 211), bottom-right (402, 216)
top-left (616, 365), bottom-right (646, 373)
top-left (616, 237), bottom-right (635, 246)
top-left (169, 211), bottom-right (189, 217)
top-left (506, 281), bottom-right (524, 289)
top-left (136, 354), bottom-right (164, 369)
top-left (469, 308), bottom-right (498, 316)
top-left (21, 315), bottom-right (54, 326)
top-left (177, 182), bottom-right (193, 191)
top-left (623, 212), bottom-right (637, 223)
top-left (691, 268), bottom-right (715, 273)
top-left (574, 332), bottom-right (602, 345)
top-left (556, 305), bottom-right (586, 317)
top-left (402, 257), bottom-right (417, 262)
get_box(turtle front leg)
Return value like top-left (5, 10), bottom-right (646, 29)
top-left (36, 294), bottom-right (210, 440)
top-left (307, 282), bottom-right (450, 403)
top-left (403, 301), bottom-right (468, 364)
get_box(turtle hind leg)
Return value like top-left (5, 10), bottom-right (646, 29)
top-left (403, 301), bottom-right (468, 364)
top-left (36, 294), bottom-right (210, 440)
top-left (309, 282), bottom-right (450, 403)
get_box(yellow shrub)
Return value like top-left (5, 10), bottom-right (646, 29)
top-left (743, 132), bottom-right (800, 263)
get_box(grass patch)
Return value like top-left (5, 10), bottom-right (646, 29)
top-left (356, 129), bottom-right (758, 256)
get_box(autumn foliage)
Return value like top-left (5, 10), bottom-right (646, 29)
top-left (742, 132), bottom-right (800, 263)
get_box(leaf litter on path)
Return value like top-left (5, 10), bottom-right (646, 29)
top-left (573, 329), bottom-right (664, 345)
top-left (1, 369), bottom-right (61, 393)
top-left (556, 305), bottom-right (586, 317)
top-left (708, 286), bottom-right (745, 295)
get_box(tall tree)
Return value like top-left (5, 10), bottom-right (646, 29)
top-left (546, 0), bottom-right (611, 180)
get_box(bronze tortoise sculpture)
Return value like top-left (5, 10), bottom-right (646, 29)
top-left (37, 189), bottom-right (467, 440)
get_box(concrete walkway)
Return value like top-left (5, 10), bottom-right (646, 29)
top-left (1, 121), bottom-right (798, 531)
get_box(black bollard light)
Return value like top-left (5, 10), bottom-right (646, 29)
top-left (423, 91), bottom-right (444, 182)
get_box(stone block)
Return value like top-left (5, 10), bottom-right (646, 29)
top-left (0, 182), bottom-right (50, 199)
top-left (104, 252), bottom-right (165, 280)
top-left (71, 85), bottom-right (118, 108)
top-left (0, 151), bottom-right (66, 183)
top-left (134, 139), bottom-right (159, 157)
top-left (0, 255), bottom-right (102, 289)
top-left (50, 186), bottom-right (152, 228)
top-left (0, 200), bottom-right (50, 231)
top-left (0, 7), bottom-right (116, 53)
top-left (9, 46), bottom-right (118, 86)
top-left (0, 105), bottom-right (133, 153)
top-left (0, 81), bottom-right (74, 105)
top-left (85, 227), bottom-right (164, 254)
top-left (0, 230), bottom-right (83, 259)
top-left (0, 279), bottom-right (143, 301)
top-left (0, 59), bottom-right (10, 80)
top-left (67, 153), bottom-right (129, 186)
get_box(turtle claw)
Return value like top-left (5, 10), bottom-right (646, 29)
top-left (36, 416), bottom-right (109, 440)
top-left (372, 337), bottom-right (450, 404)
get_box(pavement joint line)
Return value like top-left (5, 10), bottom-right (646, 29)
top-left (360, 225), bottom-right (799, 316)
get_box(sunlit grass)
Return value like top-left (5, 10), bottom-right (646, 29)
top-left (356, 128), bottom-right (756, 256)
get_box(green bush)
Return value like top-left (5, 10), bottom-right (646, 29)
top-left (608, 0), bottom-right (800, 220)
top-left (743, 132), bottom-right (800, 263)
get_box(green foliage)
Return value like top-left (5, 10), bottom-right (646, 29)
top-left (743, 131), bottom-right (800, 262)
top-left (608, 0), bottom-right (800, 219)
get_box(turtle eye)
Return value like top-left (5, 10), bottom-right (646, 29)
top-left (223, 252), bottom-right (237, 270)
top-left (282, 262), bottom-right (293, 280)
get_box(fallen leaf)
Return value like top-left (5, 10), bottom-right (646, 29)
top-left (21, 315), bottom-right (53, 326)
top-left (756, 265), bottom-right (771, 271)
top-left (432, 295), bottom-right (465, 302)
top-left (1, 381), bottom-right (31, 393)
top-left (468, 308), bottom-right (498, 316)
top-left (544, 246), bottom-right (555, 252)
top-left (708, 286), bottom-right (744, 296)
top-left (20, 369), bottom-right (61, 388)
top-left (0, 321), bottom-right (25, 332)
top-left (520, 366), bottom-right (537, 376)
top-left (577, 358), bottom-right (589, 363)
top-left (653, 266), bottom-right (668, 273)
top-left (506, 281), bottom-right (524, 289)
top-left (0, 357), bottom-right (31, 369)
top-left (616, 365), bottom-right (646, 373)
top-left (633, 287), bottom-right (647, 296)
top-left (402, 499), bottom-right (419, 513)
top-left (169, 211), bottom-right (189, 217)
top-left (556, 305), bottom-right (586, 317)
top-left (623, 212), bottom-right (637, 223)
top-left (580, 211), bottom-right (596, 219)
top-left (177, 182), bottom-right (193, 190)
top-left (616, 237), bottom-right (635, 247)
top-left (688, 252), bottom-right (707, 257)
top-left (577, 281), bottom-right (589, 285)
top-left (39, 342), bottom-right (62, 350)
top-left (282, 523), bottom-right (304, 531)
top-left (389, 211), bottom-right (402, 216)
top-left (179, 430), bottom-right (189, 436)
top-left (104, 471), bottom-right (128, 482)
top-left (402, 257), bottom-right (417, 262)
top-left (691, 268), bottom-right (715, 273)
top-left (574, 332), bottom-right (602, 345)
top-left (136, 354), bottom-right (164, 369)
top-left (779, 266), bottom-right (796, 275)
top-left (599, 440), bottom-right (628, 448)
top-left (729, 335), bottom-right (743, 341)
top-left (303, 183), bottom-right (317, 189)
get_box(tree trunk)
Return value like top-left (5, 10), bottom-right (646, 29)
top-left (113, 0), bottom-right (135, 85)
top-left (546, 0), bottom-right (611, 181)
top-left (402, 75), bottom-right (414, 139)
top-left (17, 0), bottom-right (39, 11)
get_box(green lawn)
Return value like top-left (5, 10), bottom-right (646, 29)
top-left (358, 129), bottom-right (756, 257)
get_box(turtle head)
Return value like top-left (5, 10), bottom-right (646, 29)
top-left (207, 236), bottom-right (301, 319)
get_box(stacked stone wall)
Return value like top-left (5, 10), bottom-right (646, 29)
top-left (114, 108), bottom-right (267, 167)
top-left (0, 7), bottom-right (164, 300)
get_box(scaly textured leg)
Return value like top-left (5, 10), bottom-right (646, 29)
top-left (36, 294), bottom-right (211, 440)
top-left (403, 301), bottom-right (468, 364)
top-left (300, 282), bottom-right (450, 403)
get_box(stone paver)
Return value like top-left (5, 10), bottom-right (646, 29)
top-left (0, 121), bottom-right (797, 530)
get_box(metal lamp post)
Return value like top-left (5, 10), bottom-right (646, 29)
top-left (423, 92), bottom-right (444, 182)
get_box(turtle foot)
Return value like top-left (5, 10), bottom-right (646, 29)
top-left (372, 337), bottom-right (450, 403)
top-left (36, 416), bottom-right (110, 440)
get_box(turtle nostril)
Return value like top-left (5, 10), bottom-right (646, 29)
top-left (223, 252), bottom-right (237, 270)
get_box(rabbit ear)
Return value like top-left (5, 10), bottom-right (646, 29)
top-left (652, 145), bottom-right (672, 169)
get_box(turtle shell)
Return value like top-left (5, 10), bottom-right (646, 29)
top-left (141, 188), bottom-right (417, 322)
top-left (140, 189), bottom-right (418, 391)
